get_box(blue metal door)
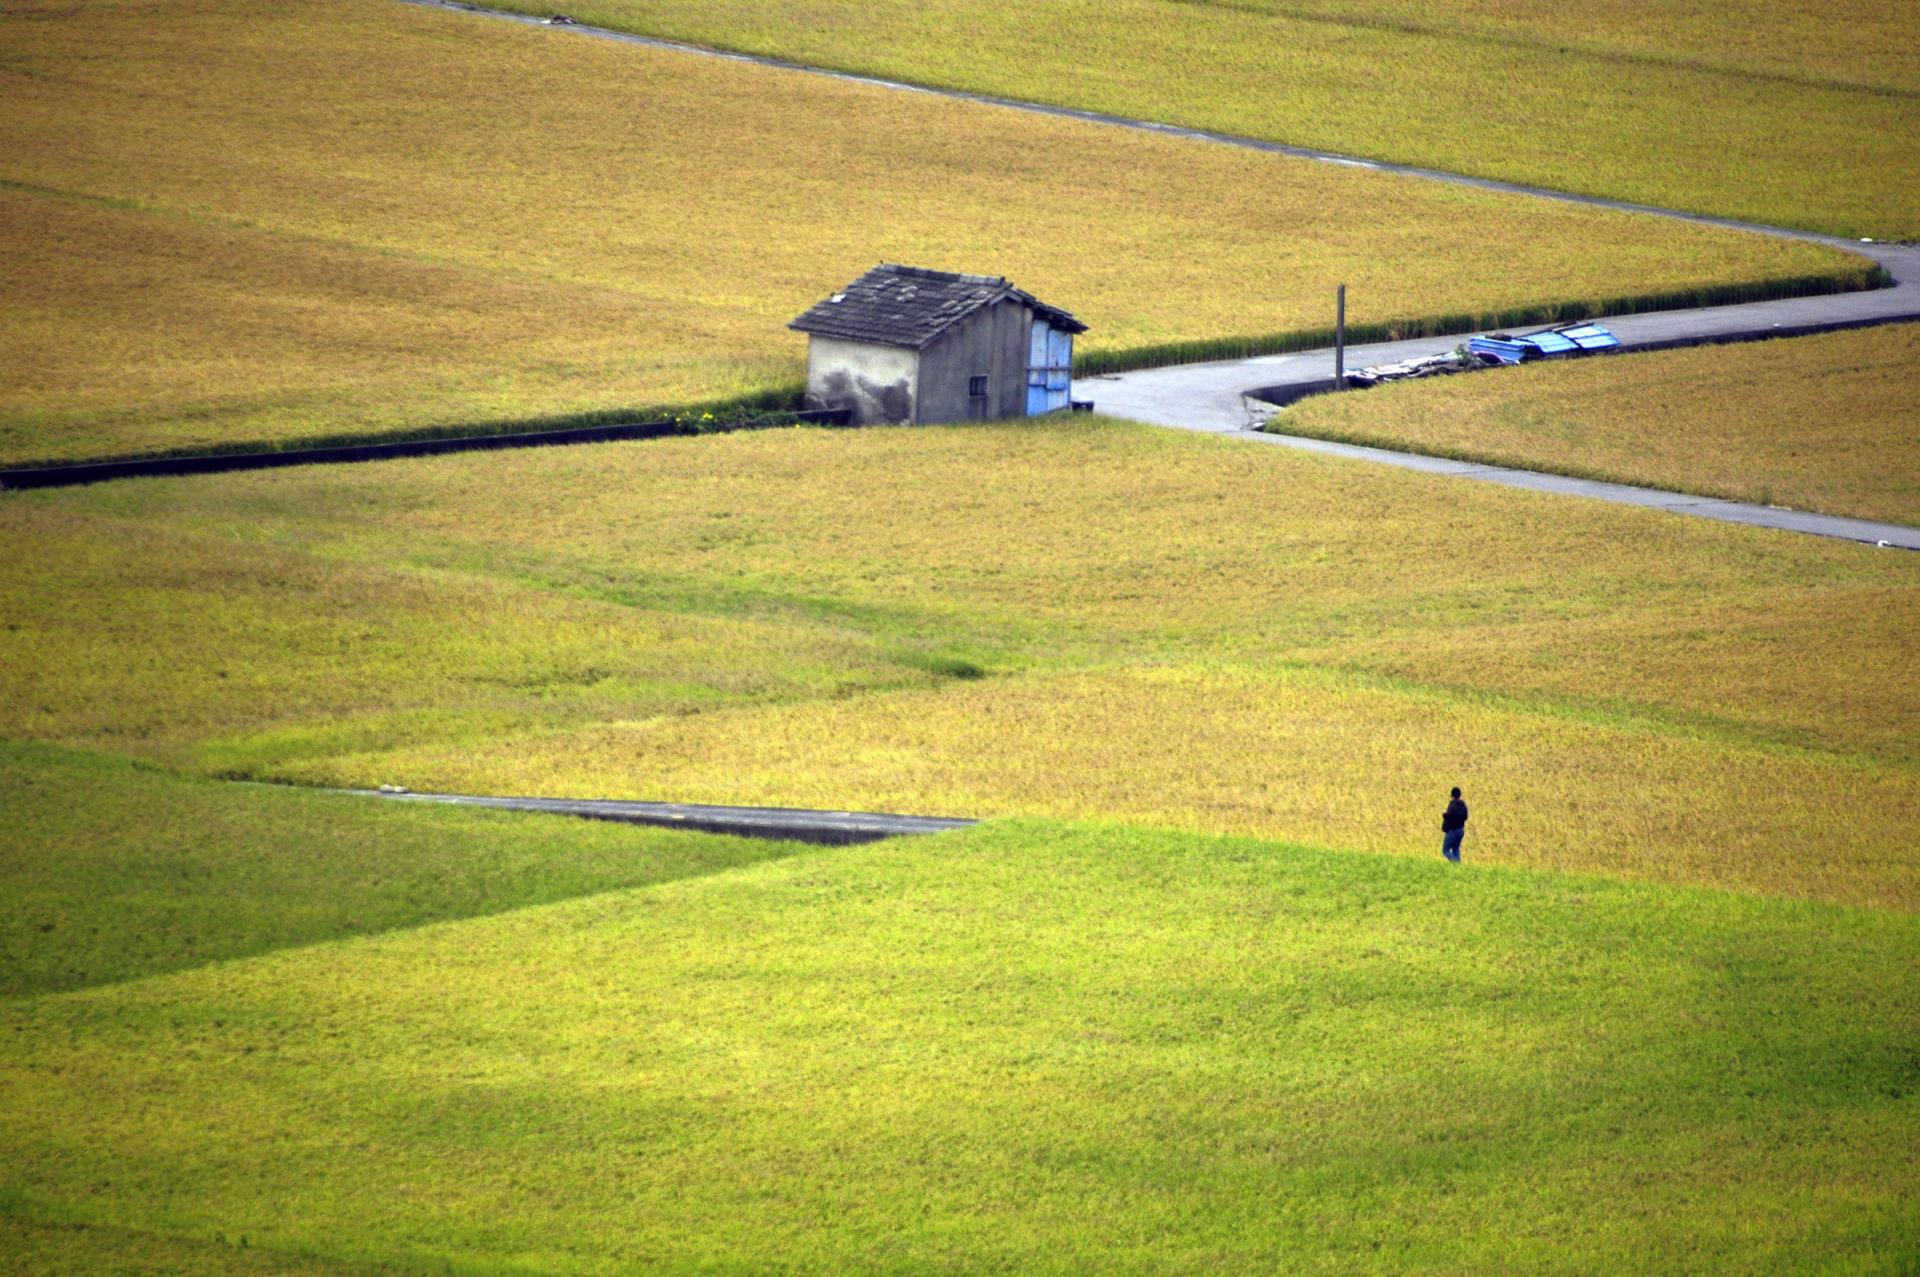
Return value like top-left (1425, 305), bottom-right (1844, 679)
top-left (1026, 320), bottom-right (1074, 415)
top-left (1045, 328), bottom-right (1072, 411)
top-left (1027, 320), bottom-right (1053, 415)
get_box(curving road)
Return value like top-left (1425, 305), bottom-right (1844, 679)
top-left (1084, 238), bottom-right (1920, 435)
top-left (1080, 242), bottom-right (1920, 549)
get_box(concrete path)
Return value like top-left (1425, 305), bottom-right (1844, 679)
top-left (1173, 430), bottom-right (1920, 549)
top-left (406, 0), bottom-right (1920, 548)
top-left (351, 788), bottom-right (976, 845)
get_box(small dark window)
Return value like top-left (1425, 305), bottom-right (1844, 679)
top-left (968, 375), bottom-right (988, 398)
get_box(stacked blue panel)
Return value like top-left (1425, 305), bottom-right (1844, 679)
top-left (1469, 336), bottom-right (1532, 364)
top-left (1519, 330), bottom-right (1580, 356)
top-left (1557, 324), bottom-right (1622, 351)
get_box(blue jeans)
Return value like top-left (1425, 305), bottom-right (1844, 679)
top-left (1442, 828), bottom-right (1464, 862)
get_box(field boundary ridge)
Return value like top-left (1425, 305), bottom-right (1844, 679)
top-left (349, 789), bottom-right (979, 845)
top-left (0, 405), bottom-right (847, 491)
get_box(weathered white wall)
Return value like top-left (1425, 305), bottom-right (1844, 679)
top-left (806, 338), bottom-right (920, 426)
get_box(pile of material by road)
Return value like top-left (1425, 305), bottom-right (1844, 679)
top-left (1345, 322), bottom-right (1620, 388)
top-left (1341, 350), bottom-right (1477, 388)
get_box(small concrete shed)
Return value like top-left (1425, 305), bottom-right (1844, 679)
top-left (790, 264), bottom-right (1087, 426)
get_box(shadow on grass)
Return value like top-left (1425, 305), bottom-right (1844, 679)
top-left (0, 740), bottom-right (824, 999)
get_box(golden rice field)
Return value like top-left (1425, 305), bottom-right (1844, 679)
top-left (0, 0), bottom-right (1869, 465)
top-left (1277, 324), bottom-right (1920, 525)
top-left (477, 0), bottom-right (1920, 238)
top-left (3, 419), bottom-right (1915, 910)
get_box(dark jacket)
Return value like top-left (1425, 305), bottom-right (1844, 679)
top-left (1442, 798), bottom-right (1468, 832)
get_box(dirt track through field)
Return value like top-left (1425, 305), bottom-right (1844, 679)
top-left (400, 0), bottom-right (1920, 547)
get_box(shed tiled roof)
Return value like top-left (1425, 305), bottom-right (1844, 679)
top-left (790, 264), bottom-right (1086, 350)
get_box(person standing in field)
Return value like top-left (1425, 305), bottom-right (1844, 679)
top-left (1441, 786), bottom-right (1468, 863)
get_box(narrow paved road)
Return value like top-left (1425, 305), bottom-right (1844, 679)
top-left (408, 0), bottom-right (1920, 547)
top-left (351, 788), bottom-right (976, 845)
top-left (1085, 241), bottom-right (1920, 435)
top-left (1152, 430), bottom-right (1920, 549)
top-left (1079, 241), bottom-right (1920, 550)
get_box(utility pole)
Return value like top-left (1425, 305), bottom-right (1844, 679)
top-left (1334, 283), bottom-right (1347, 390)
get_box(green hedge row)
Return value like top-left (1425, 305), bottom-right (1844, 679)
top-left (13, 384), bottom-right (815, 472)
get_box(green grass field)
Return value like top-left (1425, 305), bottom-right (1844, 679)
top-left (1274, 324), bottom-right (1920, 525)
top-left (0, 741), bottom-right (814, 999)
top-left (471, 0), bottom-right (1920, 239)
top-left (0, 0), bottom-right (1870, 465)
top-left (2, 799), bottom-right (1914, 1274)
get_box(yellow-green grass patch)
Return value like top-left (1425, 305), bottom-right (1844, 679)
top-left (0, 1215), bottom-right (380, 1277)
top-left (1275, 324), bottom-right (1920, 525)
top-left (332, 662), bottom-right (1917, 912)
top-left (1244, 0), bottom-right (1920, 94)
top-left (473, 0), bottom-right (1920, 238)
top-left (0, 740), bottom-right (815, 998)
top-left (0, 0), bottom-right (1867, 464)
top-left (3, 418), bottom-right (1915, 908)
top-left (3, 821), bottom-right (1915, 1273)
top-left (0, 491), bottom-right (957, 769)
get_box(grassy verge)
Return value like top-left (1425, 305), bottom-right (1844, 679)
top-left (1271, 324), bottom-right (1920, 526)
top-left (0, 741), bottom-right (814, 998)
top-left (467, 0), bottom-right (1920, 238)
top-left (3, 819), bottom-right (1914, 1273)
top-left (0, 0), bottom-right (1864, 464)
top-left (4, 418), bottom-right (1915, 908)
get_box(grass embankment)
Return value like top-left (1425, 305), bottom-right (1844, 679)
top-left (1274, 325), bottom-right (1920, 526)
top-left (0, 0), bottom-right (1868, 466)
top-left (474, 0), bottom-right (1920, 239)
top-left (2, 818), bottom-right (1914, 1274)
top-left (4, 419), bottom-right (1915, 909)
top-left (0, 741), bottom-right (813, 998)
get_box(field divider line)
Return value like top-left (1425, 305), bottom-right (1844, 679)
top-left (0, 408), bottom-right (846, 491)
top-left (345, 788), bottom-right (979, 845)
